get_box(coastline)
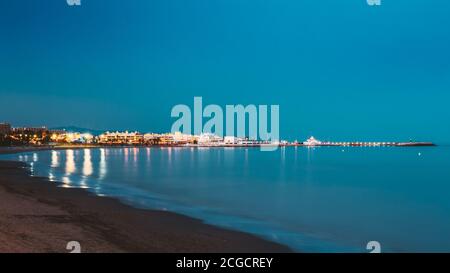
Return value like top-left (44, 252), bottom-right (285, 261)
top-left (0, 140), bottom-right (437, 158)
top-left (0, 145), bottom-right (112, 155)
top-left (0, 148), bottom-right (291, 253)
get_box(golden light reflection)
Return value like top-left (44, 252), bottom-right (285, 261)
top-left (79, 179), bottom-right (88, 188)
top-left (133, 147), bottom-right (138, 163)
top-left (62, 176), bottom-right (72, 188)
top-left (48, 172), bottom-right (55, 182)
top-left (82, 149), bottom-right (93, 176)
top-left (167, 147), bottom-right (172, 164)
top-left (51, 150), bottom-right (59, 168)
top-left (99, 148), bottom-right (107, 180)
top-left (65, 149), bottom-right (76, 175)
top-left (124, 148), bottom-right (129, 162)
top-left (146, 147), bottom-right (151, 168)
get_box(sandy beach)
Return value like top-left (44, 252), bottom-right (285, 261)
top-left (0, 147), bottom-right (291, 253)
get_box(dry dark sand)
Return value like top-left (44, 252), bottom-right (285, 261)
top-left (0, 158), bottom-right (291, 253)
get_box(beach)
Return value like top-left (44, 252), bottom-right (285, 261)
top-left (0, 147), bottom-right (290, 253)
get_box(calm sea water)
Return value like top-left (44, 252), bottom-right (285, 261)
top-left (2, 146), bottom-right (450, 252)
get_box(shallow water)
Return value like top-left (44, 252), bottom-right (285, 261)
top-left (2, 146), bottom-right (450, 252)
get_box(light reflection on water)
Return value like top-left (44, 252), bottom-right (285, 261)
top-left (82, 149), bottom-right (93, 177)
top-left (65, 150), bottom-right (75, 175)
top-left (99, 148), bottom-right (107, 180)
top-left (51, 150), bottom-right (59, 168)
top-left (3, 146), bottom-right (450, 253)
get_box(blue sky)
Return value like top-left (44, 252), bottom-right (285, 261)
top-left (0, 0), bottom-right (449, 143)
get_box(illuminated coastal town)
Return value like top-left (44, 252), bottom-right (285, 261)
top-left (0, 122), bottom-right (435, 147)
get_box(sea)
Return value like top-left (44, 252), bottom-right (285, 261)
top-left (2, 146), bottom-right (450, 252)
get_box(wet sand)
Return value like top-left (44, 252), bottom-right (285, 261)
top-left (0, 155), bottom-right (290, 253)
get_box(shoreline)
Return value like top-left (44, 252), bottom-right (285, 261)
top-left (0, 139), bottom-right (437, 156)
top-left (0, 149), bottom-right (291, 253)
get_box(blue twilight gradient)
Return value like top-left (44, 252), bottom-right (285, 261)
top-left (1, 0), bottom-right (449, 143)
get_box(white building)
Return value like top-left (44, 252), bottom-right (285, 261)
top-left (172, 132), bottom-right (198, 144)
top-left (198, 133), bottom-right (223, 145)
top-left (98, 131), bottom-right (143, 144)
top-left (223, 136), bottom-right (243, 144)
top-left (143, 133), bottom-right (161, 142)
top-left (303, 136), bottom-right (322, 146)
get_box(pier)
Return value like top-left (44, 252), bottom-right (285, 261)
top-left (297, 137), bottom-right (435, 147)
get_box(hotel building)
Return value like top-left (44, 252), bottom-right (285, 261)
top-left (12, 126), bottom-right (48, 135)
top-left (0, 123), bottom-right (11, 135)
top-left (9, 126), bottom-right (49, 144)
top-left (198, 133), bottom-right (223, 145)
top-left (98, 131), bottom-right (144, 145)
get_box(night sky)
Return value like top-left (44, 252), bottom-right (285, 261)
top-left (1, 0), bottom-right (449, 143)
